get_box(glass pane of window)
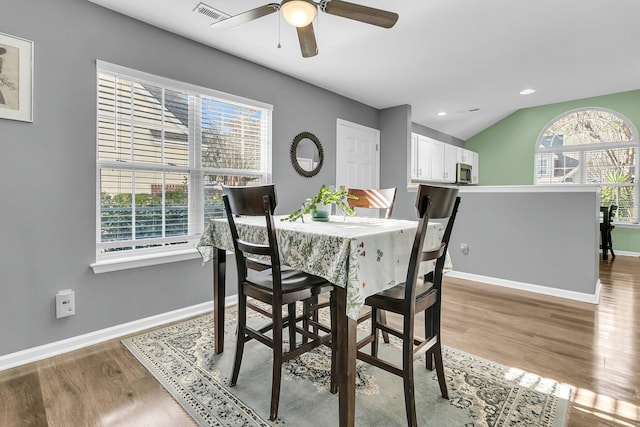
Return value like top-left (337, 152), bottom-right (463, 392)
top-left (132, 83), bottom-right (162, 127)
top-left (601, 185), bottom-right (635, 220)
top-left (543, 109), bottom-right (634, 145)
top-left (134, 170), bottom-right (164, 240)
top-left (100, 168), bottom-right (133, 244)
top-left (203, 174), bottom-right (263, 223)
top-left (585, 147), bottom-right (635, 184)
top-left (97, 65), bottom-right (272, 259)
top-left (164, 172), bottom-right (189, 237)
top-left (201, 98), bottom-right (265, 171)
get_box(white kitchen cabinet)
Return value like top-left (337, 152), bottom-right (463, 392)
top-left (410, 133), bottom-right (479, 184)
top-left (430, 139), bottom-right (444, 181)
top-left (412, 134), bottom-right (434, 180)
top-left (470, 151), bottom-right (479, 184)
top-left (443, 143), bottom-right (457, 183)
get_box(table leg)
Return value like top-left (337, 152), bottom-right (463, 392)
top-left (335, 286), bottom-right (356, 427)
top-left (213, 247), bottom-right (226, 354)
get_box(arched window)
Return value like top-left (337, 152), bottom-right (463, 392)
top-left (535, 108), bottom-right (638, 222)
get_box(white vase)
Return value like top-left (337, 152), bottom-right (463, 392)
top-left (312, 203), bottom-right (332, 221)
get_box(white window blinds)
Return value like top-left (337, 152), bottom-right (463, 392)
top-left (96, 61), bottom-right (272, 260)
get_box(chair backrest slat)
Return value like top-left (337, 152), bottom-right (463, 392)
top-left (222, 185), bottom-right (281, 282)
top-left (608, 205), bottom-right (618, 224)
top-left (224, 184), bottom-right (277, 216)
top-left (347, 188), bottom-right (397, 219)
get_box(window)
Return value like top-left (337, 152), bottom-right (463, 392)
top-left (535, 108), bottom-right (638, 222)
top-left (96, 61), bottom-right (272, 263)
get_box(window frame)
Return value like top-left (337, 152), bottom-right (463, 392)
top-left (92, 61), bottom-right (272, 272)
top-left (534, 107), bottom-right (639, 223)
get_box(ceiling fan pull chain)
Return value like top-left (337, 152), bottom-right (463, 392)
top-left (277, 11), bottom-right (282, 48)
top-left (315, 11), bottom-right (319, 54)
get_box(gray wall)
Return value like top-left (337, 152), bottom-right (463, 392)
top-left (380, 105), bottom-right (416, 220)
top-left (411, 122), bottom-right (465, 147)
top-left (449, 187), bottom-right (600, 297)
top-left (0, 0), bottom-right (381, 356)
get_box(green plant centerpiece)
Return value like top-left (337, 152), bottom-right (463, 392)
top-left (283, 184), bottom-right (357, 222)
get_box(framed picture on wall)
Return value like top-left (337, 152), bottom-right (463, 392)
top-left (0, 32), bottom-right (33, 122)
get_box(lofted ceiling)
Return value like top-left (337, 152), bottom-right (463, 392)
top-left (88, 0), bottom-right (640, 141)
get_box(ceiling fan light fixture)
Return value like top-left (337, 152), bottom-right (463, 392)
top-left (281, 0), bottom-right (317, 27)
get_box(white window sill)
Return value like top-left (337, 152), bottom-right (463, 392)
top-left (613, 222), bottom-right (640, 229)
top-left (91, 248), bottom-right (202, 274)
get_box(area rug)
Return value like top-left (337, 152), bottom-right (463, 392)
top-left (122, 307), bottom-right (570, 426)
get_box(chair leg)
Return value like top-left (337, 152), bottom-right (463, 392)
top-left (270, 304), bottom-right (284, 421)
top-left (230, 294), bottom-right (247, 387)
top-left (370, 307), bottom-right (379, 357)
top-left (402, 332), bottom-right (418, 427)
top-left (329, 291), bottom-right (338, 394)
top-left (424, 307), bottom-right (434, 371)
top-left (608, 230), bottom-right (615, 258)
top-left (302, 298), bottom-right (310, 345)
top-left (310, 295), bottom-right (319, 335)
top-left (287, 302), bottom-right (297, 351)
top-left (378, 310), bottom-right (390, 343)
top-left (432, 342), bottom-right (448, 399)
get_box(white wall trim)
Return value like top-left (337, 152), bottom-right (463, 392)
top-left (447, 271), bottom-right (601, 304)
top-left (90, 248), bottom-right (202, 274)
top-left (614, 250), bottom-right (640, 257)
top-left (0, 296), bottom-right (238, 372)
top-left (457, 184), bottom-right (601, 194)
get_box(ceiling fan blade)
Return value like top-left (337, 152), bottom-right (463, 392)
top-left (211, 3), bottom-right (280, 30)
top-left (297, 23), bottom-right (318, 58)
top-left (322, 0), bottom-right (398, 28)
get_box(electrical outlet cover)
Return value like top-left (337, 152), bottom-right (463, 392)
top-left (56, 290), bottom-right (75, 318)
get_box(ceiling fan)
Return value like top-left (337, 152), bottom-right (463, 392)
top-left (211, 0), bottom-right (399, 58)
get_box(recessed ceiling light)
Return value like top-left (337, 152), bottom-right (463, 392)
top-left (437, 112), bottom-right (447, 116)
top-left (520, 88), bottom-right (536, 95)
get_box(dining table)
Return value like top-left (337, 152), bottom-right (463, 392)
top-left (197, 214), bottom-right (445, 427)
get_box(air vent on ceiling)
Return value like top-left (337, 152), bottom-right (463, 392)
top-left (193, 2), bottom-right (230, 23)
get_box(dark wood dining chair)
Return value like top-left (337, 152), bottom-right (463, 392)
top-left (222, 184), bottom-right (336, 421)
top-left (600, 205), bottom-right (617, 259)
top-left (347, 187), bottom-right (397, 219)
top-left (356, 184), bottom-right (460, 427)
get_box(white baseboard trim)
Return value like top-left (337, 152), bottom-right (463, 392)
top-left (446, 271), bottom-right (601, 304)
top-left (614, 250), bottom-right (640, 257)
top-left (0, 295), bottom-right (238, 372)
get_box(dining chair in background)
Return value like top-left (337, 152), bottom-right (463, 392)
top-left (222, 184), bottom-right (336, 420)
top-left (600, 204), bottom-right (618, 259)
top-left (355, 184), bottom-right (461, 427)
top-left (347, 187), bottom-right (397, 219)
top-left (306, 187), bottom-right (398, 345)
top-left (346, 187), bottom-right (398, 344)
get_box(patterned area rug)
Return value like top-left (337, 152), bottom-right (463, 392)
top-left (122, 307), bottom-right (570, 426)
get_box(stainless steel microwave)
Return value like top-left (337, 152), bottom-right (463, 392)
top-left (456, 163), bottom-right (472, 184)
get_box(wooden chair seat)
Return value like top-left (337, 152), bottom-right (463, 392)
top-left (246, 268), bottom-right (328, 296)
top-left (365, 279), bottom-right (436, 314)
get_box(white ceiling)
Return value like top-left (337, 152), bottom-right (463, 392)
top-left (88, 0), bottom-right (640, 140)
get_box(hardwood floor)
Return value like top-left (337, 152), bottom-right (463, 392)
top-left (439, 255), bottom-right (640, 427)
top-left (0, 256), bottom-right (638, 426)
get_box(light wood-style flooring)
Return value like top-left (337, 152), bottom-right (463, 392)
top-left (0, 256), bottom-right (638, 426)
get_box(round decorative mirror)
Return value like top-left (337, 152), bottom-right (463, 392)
top-left (290, 131), bottom-right (324, 177)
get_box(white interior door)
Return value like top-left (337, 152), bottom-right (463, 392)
top-left (336, 119), bottom-right (380, 190)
